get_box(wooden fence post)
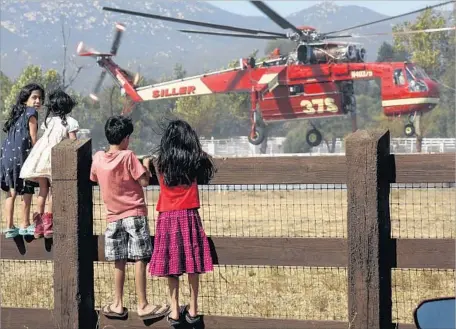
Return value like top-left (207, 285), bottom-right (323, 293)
top-left (52, 138), bottom-right (96, 329)
top-left (345, 129), bottom-right (393, 329)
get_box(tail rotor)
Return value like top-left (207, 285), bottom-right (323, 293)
top-left (89, 70), bottom-right (107, 101)
top-left (78, 22), bottom-right (126, 101)
top-left (110, 23), bottom-right (125, 56)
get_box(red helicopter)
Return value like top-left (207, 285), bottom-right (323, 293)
top-left (77, 1), bottom-right (455, 147)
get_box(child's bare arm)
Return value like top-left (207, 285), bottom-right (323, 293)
top-left (29, 116), bottom-right (38, 145)
top-left (137, 157), bottom-right (151, 187)
top-left (68, 131), bottom-right (78, 140)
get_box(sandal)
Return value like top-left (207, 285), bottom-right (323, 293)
top-left (167, 314), bottom-right (181, 327)
top-left (182, 305), bottom-right (201, 324)
top-left (138, 304), bottom-right (170, 320)
top-left (4, 226), bottom-right (19, 239)
top-left (166, 305), bottom-right (188, 327)
top-left (101, 304), bottom-right (128, 319)
top-left (19, 224), bottom-right (36, 236)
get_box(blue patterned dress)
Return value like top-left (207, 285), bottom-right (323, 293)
top-left (0, 107), bottom-right (38, 195)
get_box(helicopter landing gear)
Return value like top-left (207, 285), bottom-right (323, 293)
top-left (248, 90), bottom-right (267, 146)
top-left (248, 123), bottom-right (266, 145)
top-left (404, 112), bottom-right (417, 137)
top-left (306, 129), bottom-right (322, 147)
top-left (404, 123), bottom-right (415, 137)
top-left (306, 122), bottom-right (323, 147)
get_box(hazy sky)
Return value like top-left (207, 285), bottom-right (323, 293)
top-left (208, 1), bottom-right (452, 17)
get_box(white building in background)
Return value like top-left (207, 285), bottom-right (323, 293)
top-left (73, 128), bottom-right (456, 156)
top-left (200, 137), bottom-right (456, 156)
top-left (77, 129), bottom-right (91, 140)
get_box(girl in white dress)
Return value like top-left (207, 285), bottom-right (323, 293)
top-left (20, 89), bottom-right (79, 239)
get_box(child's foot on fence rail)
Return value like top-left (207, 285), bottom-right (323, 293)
top-left (4, 226), bottom-right (19, 239)
top-left (42, 212), bottom-right (53, 239)
top-left (101, 303), bottom-right (128, 319)
top-left (182, 304), bottom-right (202, 325)
top-left (33, 212), bottom-right (44, 239)
top-left (137, 303), bottom-right (170, 320)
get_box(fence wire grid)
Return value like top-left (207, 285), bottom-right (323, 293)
top-left (1, 183), bottom-right (454, 324)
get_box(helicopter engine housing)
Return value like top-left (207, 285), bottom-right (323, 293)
top-left (314, 44), bottom-right (366, 63)
top-left (296, 44), bottom-right (314, 63)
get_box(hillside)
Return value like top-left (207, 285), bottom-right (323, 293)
top-left (0, 0), bottom-right (450, 92)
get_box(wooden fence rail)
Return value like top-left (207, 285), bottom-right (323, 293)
top-left (1, 129), bottom-right (454, 329)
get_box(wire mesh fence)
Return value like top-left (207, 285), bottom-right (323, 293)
top-left (390, 183), bottom-right (455, 239)
top-left (1, 182), bottom-right (454, 324)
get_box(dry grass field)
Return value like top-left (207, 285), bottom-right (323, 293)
top-left (1, 185), bottom-right (454, 324)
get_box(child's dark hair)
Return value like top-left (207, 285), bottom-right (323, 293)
top-left (44, 89), bottom-right (77, 128)
top-left (105, 115), bottom-right (134, 145)
top-left (155, 119), bottom-right (216, 186)
top-left (3, 83), bottom-right (45, 133)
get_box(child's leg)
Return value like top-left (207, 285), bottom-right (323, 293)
top-left (168, 276), bottom-right (180, 320)
top-left (36, 178), bottom-right (49, 215)
top-left (4, 189), bottom-right (16, 229)
top-left (42, 181), bottom-right (53, 238)
top-left (125, 216), bottom-right (169, 318)
top-left (47, 185), bottom-right (52, 213)
top-left (187, 273), bottom-right (200, 317)
top-left (110, 259), bottom-right (127, 313)
top-left (103, 220), bottom-right (128, 316)
top-left (135, 260), bottom-right (169, 317)
top-left (21, 193), bottom-right (32, 228)
top-left (135, 260), bottom-right (148, 309)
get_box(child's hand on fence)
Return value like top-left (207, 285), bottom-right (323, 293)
top-left (142, 157), bottom-right (151, 171)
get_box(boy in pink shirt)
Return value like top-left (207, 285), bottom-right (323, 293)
top-left (90, 115), bottom-right (169, 320)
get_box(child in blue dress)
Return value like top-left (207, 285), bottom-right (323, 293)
top-left (1, 83), bottom-right (44, 238)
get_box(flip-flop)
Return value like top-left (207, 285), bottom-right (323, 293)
top-left (101, 304), bottom-right (128, 319)
top-left (139, 304), bottom-right (170, 320)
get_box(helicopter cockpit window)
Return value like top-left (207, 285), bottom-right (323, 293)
top-left (405, 65), bottom-right (429, 92)
top-left (393, 69), bottom-right (406, 86)
top-left (406, 64), bottom-right (429, 80)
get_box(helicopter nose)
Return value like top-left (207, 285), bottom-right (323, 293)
top-left (427, 79), bottom-right (440, 98)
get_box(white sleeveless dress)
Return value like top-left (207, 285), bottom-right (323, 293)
top-left (20, 116), bottom-right (79, 183)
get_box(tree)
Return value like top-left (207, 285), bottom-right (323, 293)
top-left (59, 17), bottom-right (84, 90)
top-left (393, 9), bottom-right (447, 76)
top-left (392, 9), bottom-right (451, 151)
top-left (172, 63), bottom-right (187, 80)
top-left (0, 72), bottom-right (13, 116)
top-left (264, 40), bottom-right (296, 56)
top-left (2, 65), bottom-right (61, 116)
top-left (173, 95), bottom-right (219, 137)
top-left (282, 122), bottom-right (313, 153)
top-left (376, 42), bottom-right (409, 62)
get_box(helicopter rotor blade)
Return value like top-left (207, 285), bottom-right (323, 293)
top-left (250, 1), bottom-right (302, 35)
top-left (321, 34), bottom-right (355, 39)
top-left (350, 26), bottom-right (456, 38)
top-left (102, 6), bottom-right (287, 37)
top-left (178, 29), bottom-right (284, 40)
top-left (90, 70), bottom-right (107, 101)
top-left (110, 23), bottom-right (125, 55)
top-left (323, 0), bottom-right (455, 36)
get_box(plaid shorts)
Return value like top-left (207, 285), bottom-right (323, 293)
top-left (104, 216), bottom-right (152, 261)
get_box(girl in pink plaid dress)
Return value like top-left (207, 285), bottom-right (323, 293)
top-left (148, 119), bottom-right (216, 327)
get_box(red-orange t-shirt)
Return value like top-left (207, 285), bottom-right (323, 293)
top-left (90, 150), bottom-right (148, 222)
top-left (156, 175), bottom-right (200, 212)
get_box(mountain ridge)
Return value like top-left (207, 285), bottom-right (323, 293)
top-left (0, 0), bottom-right (451, 93)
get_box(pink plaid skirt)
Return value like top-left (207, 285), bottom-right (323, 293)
top-left (149, 209), bottom-right (213, 277)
